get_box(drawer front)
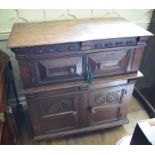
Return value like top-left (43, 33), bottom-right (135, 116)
top-left (37, 55), bottom-right (82, 82)
top-left (88, 49), bottom-right (129, 76)
top-left (28, 42), bottom-right (81, 55)
top-left (27, 93), bottom-right (80, 135)
top-left (87, 83), bottom-right (134, 126)
top-left (27, 55), bottom-right (83, 87)
top-left (81, 37), bottom-right (138, 50)
top-left (91, 37), bottom-right (137, 49)
top-left (15, 42), bottom-right (144, 89)
top-left (87, 47), bottom-right (143, 78)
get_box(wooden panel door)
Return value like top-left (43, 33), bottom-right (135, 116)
top-left (27, 93), bottom-right (80, 136)
top-left (87, 84), bottom-right (128, 126)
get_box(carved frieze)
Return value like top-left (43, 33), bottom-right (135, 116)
top-left (40, 98), bottom-right (74, 115)
top-left (94, 90), bottom-right (121, 106)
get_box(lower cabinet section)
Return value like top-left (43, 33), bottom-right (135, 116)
top-left (26, 80), bottom-right (135, 140)
top-left (27, 93), bottom-right (80, 136)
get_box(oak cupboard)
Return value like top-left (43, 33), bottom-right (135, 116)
top-left (8, 17), bottom-right (153, 140)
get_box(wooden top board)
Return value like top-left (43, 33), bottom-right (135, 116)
top-left (8, 17), bottom-right (153, 48)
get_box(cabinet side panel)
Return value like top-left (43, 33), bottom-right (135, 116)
top-left (131, 47), bottom-right (144, 72)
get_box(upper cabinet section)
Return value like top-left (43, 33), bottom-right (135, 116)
top-left (8, 17), bottom-right (153, 89)
top-left (8, 17), bottom-right (153, 48)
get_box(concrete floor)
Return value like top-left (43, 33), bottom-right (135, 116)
top-left (18, 96), bottom-right (149, 145)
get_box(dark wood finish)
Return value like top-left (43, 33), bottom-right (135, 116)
top-left (27, 92), bottom-right (80, 135)
top-left (12, 45), bottom-right (145, 89)
top-left (8, 17), bottom-right (152, 48)
top-left (8, 17), bottom-right (152, 140)
top-left (28, 54), bottom-right (83, 85)
top-left (87, 83), bottom-right (135, 126)
top-left (0, 50), bottom-right (18, 144)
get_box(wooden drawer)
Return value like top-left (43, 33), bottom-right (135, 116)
top-left (87, 47), bottom-right (144, 78)
top-left (27, 42), bottom-right (81, 54)
top-left (35, 55), bottom-right (82, 82)
top-left (18, 46), bottom-right (143, 89)
top-left (91, 37), bottom-right (137, 49)
top-left (27, 92), bottom-right (80, 135)
top-left (19, 54), bottom-right (83, 88)
top-left (81, 37), bottom-right (138, 50)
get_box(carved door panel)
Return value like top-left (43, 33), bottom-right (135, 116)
top-left (87, 49), bottom-right (133, 77)
top-left (27, 93), bottom-right (80, 135)
top-left (87, 85), bottom-right (127, 126)
top-left (28, 54), bottom-right (83, 85)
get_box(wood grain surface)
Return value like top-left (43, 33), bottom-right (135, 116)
top-left (8, 17), bottom-right (153, 48)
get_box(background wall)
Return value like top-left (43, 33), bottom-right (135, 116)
top-left (0, 9), bottom-right (153, 94)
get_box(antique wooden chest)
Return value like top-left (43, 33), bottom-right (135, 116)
top-left (8, 17), bottom-right (153, 140)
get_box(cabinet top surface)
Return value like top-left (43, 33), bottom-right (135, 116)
top-left (8, 17), bottom-right (153, 48)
